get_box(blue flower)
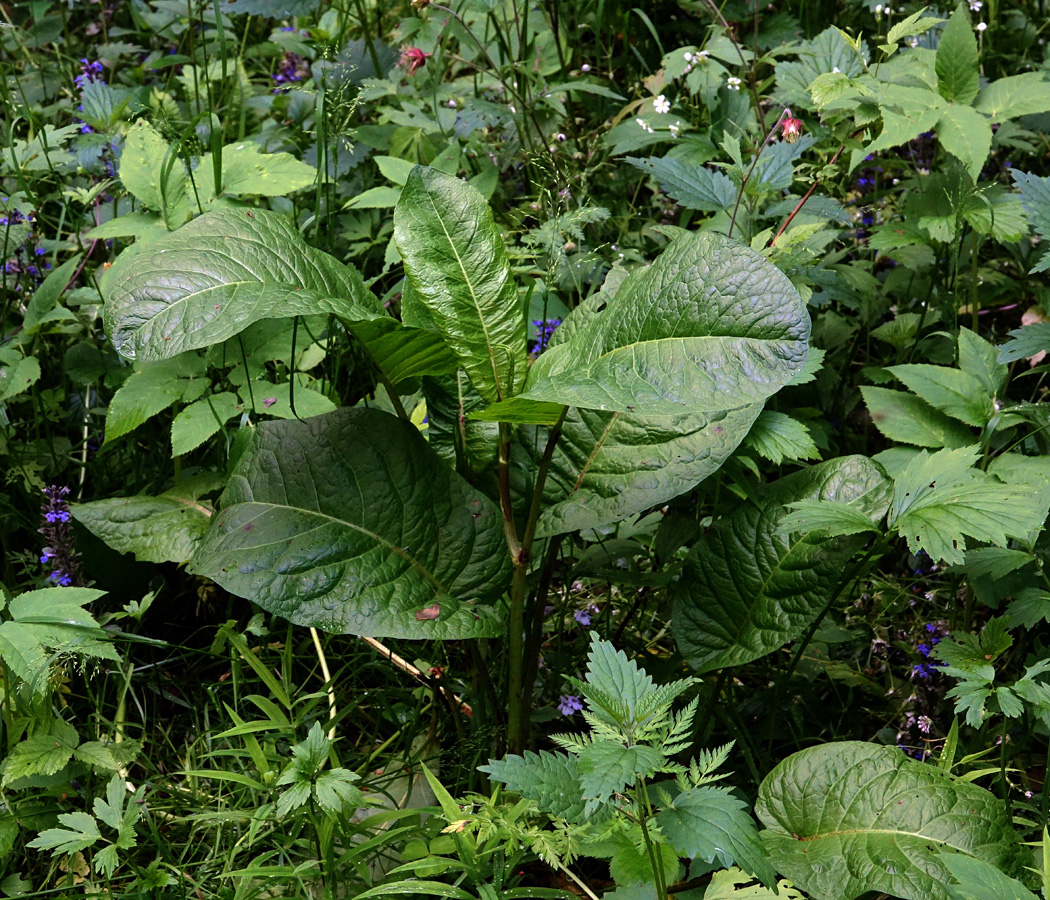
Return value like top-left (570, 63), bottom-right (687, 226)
top-left (557, 695), bottom-right (583, 716)
top-left (574, 608), bottom-right (591, 626)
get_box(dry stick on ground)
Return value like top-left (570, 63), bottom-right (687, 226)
top-left (359, 635), bottom-right (473, 717)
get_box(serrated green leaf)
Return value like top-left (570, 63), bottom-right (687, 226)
top-left (518, 231), bottom-right (810, 415)
top-left (576, 742), bottom-right (664, 810)
top-left (1, 720), bottom-right (79, 787)
top-left (608, 834), bottom-right (680, 890)
top-left (887, 11), bottom-right (944, 44)
top-left (104, 353), bottom-right (208, 443)
top-left (103, 208), bottom-right (384, 361)
top-left (394, 165), bottom-right (526, 404)
top-left (188, 407), bottom-right (510, 639)
top-left (936, 3), bottom-right (979, 105)
top-left (73, 741), bottom-right (121, 772)
top-left (624, 156), bottom-right (736, 212)
top-left (658, 787), bottom-right (776, 888)
top-left (27, 811), bottom-right (101, 854)
top-left (862, 386), bottom-right (975, 448)
top-left (742, 410), bottom-right (819, 464)
top-left (23, 255), bottom-right (81, 333)
top-left (171, 391), bottom-right (241, 456)
top-left (0, 355), bottom-right (41, 402)
top-left (958, 327), bottom-right (1006, 395)
top-left (779, 499), bottom-right (882, 538)
top-left (479, 751), bottom-right (586, 821)
top-left (973, 72), bottom-right (1050, 123)
top-left (936, 105), bottom-right (992, 183)
top-left (887, 446), bottom-right (1049, 565)
top-left (998, 322), bottom-right (1050, 363)
top-left (757, 742), bottom-right (1025, 900)
top-left (701, 868), bottom-right (805, 899)
top-left (673, 457), bottom-right (890, 674)
top-left (886, 363), bottom-right (992, 427)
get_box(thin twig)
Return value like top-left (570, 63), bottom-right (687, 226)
top-left (309, 627), bottom-right (338, 740)
top-left (358, 635), bottom-right (472, 717)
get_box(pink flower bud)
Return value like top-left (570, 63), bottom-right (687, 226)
top-left (400, 47), bottom-right (431, 76)
top-left (781, 115), bottom-right (803, 143)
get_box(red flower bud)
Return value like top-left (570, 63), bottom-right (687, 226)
top-left (781, 115), bottom-right (803, 143)
top-left (400, 46), bottom-right (431, 76)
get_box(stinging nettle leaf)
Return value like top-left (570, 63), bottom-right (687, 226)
top-left (518, 230), bottom-right (810, 416)
top-left (757, 741), bottom-right (1025, 900)
top-left (188, 407), bottom-right (511, 640)
top-left (394, 165), bottom-right (527, 404)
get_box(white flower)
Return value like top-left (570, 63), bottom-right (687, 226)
top-left (874, 3), bottom-right (883, 12)
top-left (448, 99), bottom-right (457, 108)
top-left (635, 117), bottom-right (654, 133)
top-left (727, 76), bottom-right (742, 90)
top-left (832, 66), bottom-right (841, 73)
top-left (969, 0), bottom-right (982, 10)
top-left (976, 20), bottom-right (987, 31)
top-left (653, 94), bottom-right (670, 114)
top-left (684, 51), bottom-right (694, 61)
top-left (581, 63), bottom-right (591, 72)
top-left (697, 50), bottom-right (709, 62)
top-left (669, 121), bottom-right (680, 137)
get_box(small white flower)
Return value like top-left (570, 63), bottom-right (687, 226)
top-left (908, 36), bottom-right (919, 47)
top-left (653, 94), bottom-right (670, 114)
top-left (832, 66), bottom-right (841, 73)
top-left (727, 76), bottom-right (742, 90)
top-left (969, 0), bottom-right (982, 10)
top-left (509, 105), bottom-right (516, 113)
top-left (448, 99), bottom-right (457, 108)
top-left (874, 3), bottom-right (883, 13)
top-left (696, 50), bottom-right (710, 62)
top-left (669, 121), bottom-right (680, 137)
top-left (976, 20), bottom-right (987, 31)
top-left (581, 63), bottom-right (591, 72)
top-left (636, 116), bottom-right (646, 127)
top-left (684, 51), bottom-right (694, 61)
top-left (556, 132), bottom-right (567, 141)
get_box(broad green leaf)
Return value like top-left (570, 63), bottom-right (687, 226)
top-left (941, 854), bottom-right (1039, 900)
top-left (478, 751), bottom-right (586, 821)
top-left (623, 156), bottom-right (736, 212)
top-left (188, 407), bottom-right (511, 639)
top-left (171, 391), bottom-right (241, 456)
top-left (577, 742), bottom-right (664, 810)
top-left (27, 812), bottom-right (101, 854)
top-left (757, 742), bottom-right (1025, 900)
top-left (888, 446), bottom-right (1050, 565)
top-left (608, 835), bottom-right (681, 890)
top-left (346, 317), bottom-right (458, 384)
top-left (103, 208), bottom-right (384, 361)
top-left (936, 3), bottom-right (979, 105)
top-left (774, 26), bottom-right (868, 107)
top-left (525, 403), bottom-right (762, 537)
top-left (119, 119), bottom-right (190, 229)
top-left (73, 741), bottom-right (122, 772)
top-left (73, 483), bottom-right (215, 565)
top-left (104, 353), bottom-right (208, 443)
top-left (658, 787), bottom-right (776, 889)
top-left (741, 410), bottom-right (819, 464)
top-left (778, 500), bottom-right (882, 538)
top-left (861, 386), bottom-right (975, 447)
top-left (699, 868), bottom-right (805, 899)
top-left (673, 456), bottom-right (890, 674)
top-left (518, 231), bottom-right (810, 415)
top-left (424, 372), bottom-right (500, 473)
top-left (886, 363), bottom-right (992, 427)
top-left (196, 142), bottom-right (316, 203)
top-left (23, 255), bottom-right (81, 333)
top-left (936, 105), bottom-right (992, 183)
top-left (470, 396), bottom-right (566, 425)
top-left (887, 11), bottom-right (944, 44)
top-left (866, 104), bottom-right (944, 159)
top-left (973, 72), bottom-right (1050, 123)
top-left (961, 185), bottom-right (1027, 242)
top-left (0, 355), bottom-right (41, 402)
top-left (394, 165), bottom-right (526, 404)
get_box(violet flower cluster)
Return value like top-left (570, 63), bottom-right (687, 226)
top-left (39, 486), bottom-right (83, 588)
top-left (273, 52), bottom-right (310, 91)
top-left (912, 622), bottom-right (947, 680)
top-left (1, 201), bottom-right (50, 286)
top-left (532, 318), bottom-right (561, 353)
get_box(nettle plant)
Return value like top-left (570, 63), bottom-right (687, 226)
top-left (88, 163), bottom-right (810, 757)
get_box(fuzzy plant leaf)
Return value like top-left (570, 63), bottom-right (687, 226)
top-left (478, 750), bottom-right (587, 821)
top-left (103, 208), bottom-right (384, 361)
top-left (861, 386), bottom-right (975, 448)
top-left (757, 741), bottom-right (1025, 900)
top-left (624, 156), bottom-right (737, 212)
top-left (104, 353), bottom-right (209, 443)
top-left (673, 456), bottom-right (891, 674)
top-left (188, 407), bottom-right (510, 639)
top-left (885, 364), bottom-right (993, 428)
top-left (517, 230), bottom-right (810, 416)
top-left (935, 3), bottom-right (979, 105)
top-left (1, 719), bottom-right (79, 787)
top-left (394, 165), bottom-right (527, 404)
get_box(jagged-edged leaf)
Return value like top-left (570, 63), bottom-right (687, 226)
top-left (1, 719), bottom-right (79, 787)
top-left (742, 410), bottom-right (819, 464)
top-left (104, 353), bottom-right (208, 443)
top-left (958, 327), bottom-right (1006, 395)
top-left (27, 812), bottom-right (101, 855)
top-left (577, 742), bottom-right (664, 810)
top-left (1011, 170), bottom-right (1050, 268)
top-left (0, 588), bottom-right (119, 697)
top-left (936, 104), bottom-right (992, 183)
top-left (887, 446), bottom-right (1050, 565)
top-left (103, 208), bottom-right (384, 361)
top-left (73, 480), bottom-right (217, 565)
top-left (757, 741), bottom-right (1025, 900)
top-left (188, 407), bottom-right (510, 639)
top-left (478, 751), bottom-right (586, 821)
top-left (936, 3), bottom-right (979, 104)
top-left (170, 391), bottom-right (242, 457)
top-left (624, 156), bottom-right (736, 211)
top-left (861, 386), bottom-right (975, 448)
top-left (657, 787), bottom-right (776, 889)
top-left (998, 322), bottom-right (1050, 363)
top-left (673, 457), bottom-right (890, 674)
top-left (0, 355), bottom-right (41, 402)
top-left (518, 231), bottom-right (809, 415)
top-left (394, 166), bottom-right (526, 404)
top-left (885, 364), bottom-right (993, 427)
top-left (973, 72), bottom-right (1050, 122)
top-left (524, 403), bottom-right (762, 537)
